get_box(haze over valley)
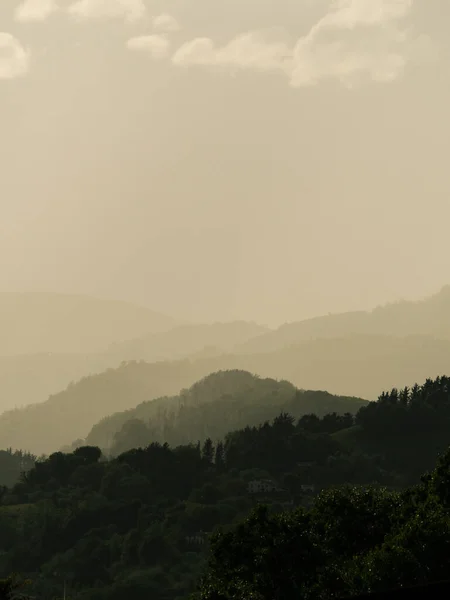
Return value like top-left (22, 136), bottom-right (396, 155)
top-left (2, 1), bottom-right (450, 599)
top-left (3, 287), bottom-right (450, 454)
top-left (2, 0), bottom-right (450, 327)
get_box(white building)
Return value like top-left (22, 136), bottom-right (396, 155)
top-left (247, 479), bottom-right (283, 494)
top-left (300, 484), bottom-right (315, 492)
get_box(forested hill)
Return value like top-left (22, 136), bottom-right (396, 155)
top-left (83, 370), bottom-right (366, 453)
top-left (5, 286), bottom-right (450, 413)
top-left (3, 375), bottom-right (450, 599)
top-left (0, 365), bottom-right (366, 456)
top-left (0, 360), bottom-right (211, 455)
top-left (0, 320), bottom-right (268, 411)
top-left (6, 332), bottom-right (450, 454)
top-left (237, 285), bottom-right (450, 354)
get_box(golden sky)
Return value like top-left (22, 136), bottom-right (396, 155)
top-left (1, 0), bottom-right (449, 325)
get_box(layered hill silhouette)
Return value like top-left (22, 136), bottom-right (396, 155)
top-left (0, 359), bottom-right (208, 454)
top-left (0, 319), bottom-right (268, 411)
top-left (4, 286), bottom-right (450, 412)
top-left (0, 352), bottom-right (115, 411)
top-left (0, 360), bottom-right (366, 455)
top-left (0, 292), bottom-right (181, 356)
top-left (83, 370), bottom-right (367, 453)
top-left (236, 286), bottom-right (450, 354)
top-left (4, 374), bottom-right (450, 600)
top-left (4, 333), bottom-right (450, 454)
top-left (106, 321), bottom-right (268, 362)
top-left (5, 287), bottom-right (450, 453)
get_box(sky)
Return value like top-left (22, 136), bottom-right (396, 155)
top-left (1, 0), bottom-right (449, 326)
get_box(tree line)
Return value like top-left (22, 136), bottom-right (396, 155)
top-left (1, 375), bottom-right (450, 598)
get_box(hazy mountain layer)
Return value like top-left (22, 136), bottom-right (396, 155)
top-left (0, 292), bottom-right (181, 356)
top-left (0, 321), bottom-right (268, 411)
top-left (5, 286), bottom-right (450, 412)
top-left (0, 352), bottom-right (117, 411)
top-left (106, 321), bottom-right (269, 362)
top-left (237, 286), bottom-right (450, 354)
top-left (2, 334), bottom-right (450, 454)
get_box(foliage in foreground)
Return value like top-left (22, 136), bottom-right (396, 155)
top-left (2, 376), bottom-right (450, 599)
top-left (194, 448), bottom-right (450, 600)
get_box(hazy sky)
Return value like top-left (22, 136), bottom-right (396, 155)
top-left (1, 0), bottom-right (449, 325)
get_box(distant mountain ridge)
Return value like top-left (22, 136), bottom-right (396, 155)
top-left (106, 321), bottom-right (269, 362)
top-left (4, 333), bottom-right (450, 454)
top-left (236, 286), bottom-right (450, 354)
top-left (4, 286), bottom-right (450, 411)
top-left (4, 286), bottom-right (450, 453)
top-left (0, 292), bottom-right (182, 356)
top-left (0, 320), bottom-right (269, 411)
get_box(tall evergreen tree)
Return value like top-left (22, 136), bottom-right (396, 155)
top-left (202, 438), bottom-right (215, 465)
top-left (214, 441), bottom-right (225, 470)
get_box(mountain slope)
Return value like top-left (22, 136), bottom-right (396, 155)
top-left (0, 292), bottom-right (181, 356)
top-left (0, 321), bottom-right (268, 411)
top-left (84, 370), bottom-right (367, 453)
top-left (106, 321), bottom-right (269, 362)
top-left (4, 286), bottom-right (450, 412)
top-left (0, 352), bottom-right (117, 411)
top-left (237, 286), bottom-right (450, 354)
top-left (0, 359), bottom-right (209, 455)
top-left (4, 333), bottom-right (450, 454)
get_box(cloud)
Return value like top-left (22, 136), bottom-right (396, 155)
top-left (67, 0), bottom-right (146, 23)
top-left (172, 0), bottom-right (434, 88)
top-left (0, 33), bottom-right (30, 79)
top-left (310, 0), bottom-right (413, 32)
top-left (172, 33), bottom-right (291, 72)
top-left (152, 13), bottom-right (180, 33)
top-left (289, 0), bottom-right (418, 87)
top-left (126, 34), bottom-right (170, 59)
top-left (15, 0), bottom-right (58, 22)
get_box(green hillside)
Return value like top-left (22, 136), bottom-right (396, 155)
top-left (5, 333), bottom-right (450, 454)
top-left (0, 359), bottom-right (210, 455)
top-left (2, 375), bottom-right (450, 599)
top-left (83, 370), bottom-right (367, 453)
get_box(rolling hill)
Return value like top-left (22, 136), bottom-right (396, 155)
top-left (4, 286), bottom-right (450, 413)
top-left (84, 370), bottom-right (368, 453)
top-left (0, 359), bottom-right (208, 455)
top-left (236, 286), bottom-right (450, 354)
top-left (106, 321), bottom-right (269, 362)
top-left (0, 352), bottom-right (116, 410)
top-left (4, 333), bottom-right (450, 454)
top-left (0, 320), bottom-right (268, 411)
top-left (0, 292), bottom-right (181, 356)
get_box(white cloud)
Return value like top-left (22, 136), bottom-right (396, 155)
top-left (67, 0), bottom-right (146, 23)
top-left (172, 0), bottom-right (434, 88)
top-left (172, 33), bottom-right (291, 72)
top-left (290, 0), bottom-right (417, 87)
top-left (310, 0), bottom-right (412, 32)
top-left (126, 34), bottom-right (170, 59)
top-left (15, 0), bottom-right (58, 22)
top-left (0, 33), bottom-right (30, 79)
top-left (152, 13), bottom-right (180, 33)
